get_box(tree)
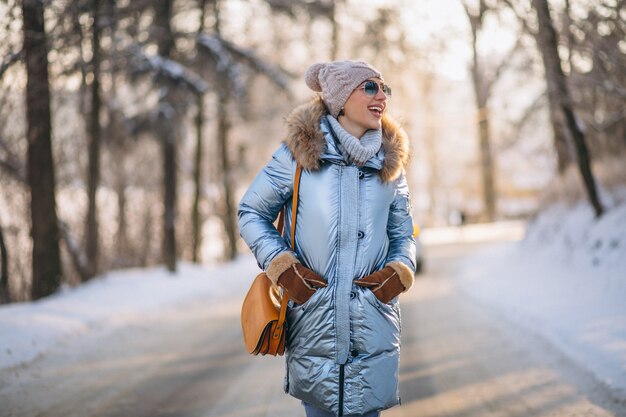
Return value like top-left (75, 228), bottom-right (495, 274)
top-left (22, 0), bottom-right (62, 299)
top-left (85, 0), bottom-right (103, 279)
top-left (154, 0), bottom-right (179, 272)
top-left (0, 218), bottom-right (9, 303)
top-left (191, 0), bottom-right (208, 263)
top-left (196, 4), bottom-right (290, 261)
top-left (499, 0), bottom-right (572, 174)
top-left (266, 0), bottom-right (341, 62)
top-left (462, 0), bottom-right (497, 222)
top-left (531, 0), bottom-right (604, 217)
top-left (463, 0), bottom-right (534, 221)
top-left (566, 3), bottom-right (626, 156)
top-left (418, 68), bottom-right (441, 226)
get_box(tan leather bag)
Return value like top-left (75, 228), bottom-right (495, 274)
top-left (241, 165), bottom-right (302, 356)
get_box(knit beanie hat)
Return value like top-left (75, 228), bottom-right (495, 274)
top-left (305, 60), bottom-right (382, 118)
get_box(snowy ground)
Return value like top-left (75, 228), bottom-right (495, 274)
top-left (455, 201), bottom-right (626, 399)
top-left (0, 259), bottom-right (258, 371)
top-left (1, 201), bottom-right (625, 401)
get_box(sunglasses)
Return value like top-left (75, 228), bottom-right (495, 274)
top-left (359, 80), bottom-right (392, 97)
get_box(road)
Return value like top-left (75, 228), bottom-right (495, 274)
top-left (2, 241), bottom-right (625, 417)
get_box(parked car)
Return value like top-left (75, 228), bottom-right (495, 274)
top-left (413, 224), bottom-right (424, 274)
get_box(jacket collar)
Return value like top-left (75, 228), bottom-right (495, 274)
top-left (283, 95), bottom-right (410, 182)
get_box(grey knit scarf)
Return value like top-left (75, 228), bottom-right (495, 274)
top-left (325, 115), bottom-right (382, 166)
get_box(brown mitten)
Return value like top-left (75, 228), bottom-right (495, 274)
top-left (277, 263), bottom-right (326, 304)
top-left (354, 262), bottom-right (414, 304)
top-left (266, 252), bottom-right (326, 305)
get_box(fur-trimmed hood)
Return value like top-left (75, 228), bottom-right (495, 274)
top-left (283, 96), bottom-right (410, 182)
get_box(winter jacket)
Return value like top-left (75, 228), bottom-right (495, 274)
top-left (238, 96), bottom-right (416, 416)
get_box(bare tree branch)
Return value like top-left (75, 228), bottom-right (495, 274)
top-left (0, 137), bottom-right (26, 183)
top-left (265, 0), bottom-right (333, 19)
top-left (496, 91), bottom-right (548, 152)
top-left (485, 31), bottom-right (526, 97)
top-left (498, 0), bottom-right (536, 36)
top-left (125, 111), bottom-right (154, 136)
top-left (586, 109), bottom-right (626, 133)
top-left (0, 141), bottom-right (89, 280)
top-left (125, 44), bottom-right (209, 95)
top-left (0, 50), bottom-right (23, 80)
top-left (212, 35), bottom-right (293, 92)
top-left (513, 91), bottom-right (547, 133)
top-left (0, 159), bottom-right (25, 183)
top-left (58, 220), bottom-right (90, 282)
top-left (570, 76), bottom-right (626, 100)
top-left (196, 33), bottom-right (246, 99)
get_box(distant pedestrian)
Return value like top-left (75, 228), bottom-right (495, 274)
top-left (238, 60), bottom-right (416, 417)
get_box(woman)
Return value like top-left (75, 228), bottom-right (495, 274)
top-left (238, 60), bottom-right (416, 417)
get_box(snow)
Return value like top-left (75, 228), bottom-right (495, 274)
top-left (196, 33), bottom-right (246, 98)
top-left (1, 201), bottom-right (624, 400)
top-left (0, 259), bottom-right (258, 370)
top-left (420, 219), bottom-right (526, 245)
top-left (456, 201), bottom-right (626, 397)
top-left (128, 44), bottom-right (209, 94)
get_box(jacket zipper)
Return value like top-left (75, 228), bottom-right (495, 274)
top-left (338, 364), bottom-right (345, 417)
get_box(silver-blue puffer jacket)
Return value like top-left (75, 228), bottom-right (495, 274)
top-left (238, 97), bottom-right (416, 416)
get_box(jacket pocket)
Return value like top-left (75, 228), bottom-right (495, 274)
top-left (288, 284), bottom-right (327, 313)
top-left (360, 287), bottom-right (401, 335)
top-left (361, 285), bottom-right (398, 314)
top-left (286, 286), bottom-right (332, 348)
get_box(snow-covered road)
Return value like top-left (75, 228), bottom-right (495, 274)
top-left (2, 230), bottom-right (625, 416)
top-left (390, 242), bottom-right (625, 417)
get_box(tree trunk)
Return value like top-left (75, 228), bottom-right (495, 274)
top-left (420, 70), bottom-right (440, 225)
top-left (73, 3), bottom-right (89, 118)
top-left (103, 0), bottom-right (130, 266)
top-left (330, 2), bottom-right (338, 60)
top-left (23, 0), bottom-right (62, 299)
top-left (192, 95), bottom-right (204, 263)
top-left (114, 152), bottom-right (129, 264)
top-left (0, 220), bottom-right (9, 303)
top-left (532, 0), bottom-right (604, 217)
top-left (154, 0), bottom-right (178, 272)
top-left (162, 105), bottom-right (178, 272)
top-left (546, 89), bottom-right (572, 174)
top-left (466, 2), bottom-right (497, 222)
top-left (139, 203), bottom-right (154, 267)
top-left (212, 0), bottom-right (236, 260)
top-left (85, 0), bottom-right (102, 279)
top-left (217, 94), bottom-right (237, 260)
top-left (476, 106), bottom-right (496, 221)
top-left (546, 0), bottom-right (573, 174)
top-left (191, 0), bottom-right (207, 263)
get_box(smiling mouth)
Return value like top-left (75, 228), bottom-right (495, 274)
top-left (368, 105), bottom-right (383, 117)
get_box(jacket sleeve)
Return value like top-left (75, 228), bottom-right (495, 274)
top-left (238, 143), bottom-right (295, 270)
top-left (386, 173), bottom-right (417, 272)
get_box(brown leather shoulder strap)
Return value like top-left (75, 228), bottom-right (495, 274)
top-left (276, 164), bottom-right (302, 329)
top-left (290, 164), bottom-right (303, 249)
top-left (276, 164), bottom-right (302, 240)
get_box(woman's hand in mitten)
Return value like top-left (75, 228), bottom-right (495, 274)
top-left (266, 252), bottom-right (326, 305)
top-left (354, 262), bottom-right (415, 304)
top-left (277, 263), bottom-right (326, 305)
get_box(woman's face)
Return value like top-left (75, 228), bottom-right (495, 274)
top-left (339, 78), bottom-right (388, 138)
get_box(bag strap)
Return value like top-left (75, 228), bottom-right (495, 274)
top-left (275, 164), bottom-right (303, 243)
top-left (273, 164), bottom-right (302, 338)
top-left (290, 164), bottom-right (303, 249)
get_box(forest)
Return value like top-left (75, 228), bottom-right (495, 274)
top-left (0, 0), bottom-right (624, 302)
